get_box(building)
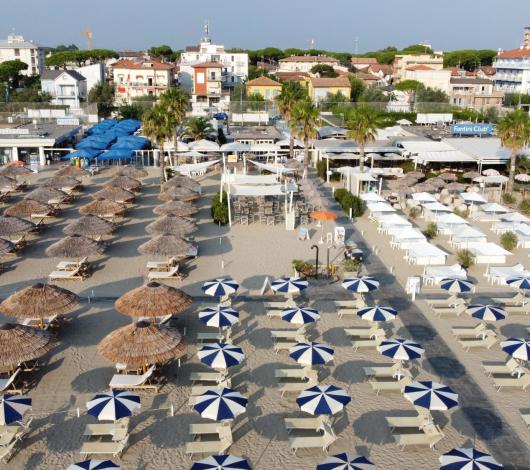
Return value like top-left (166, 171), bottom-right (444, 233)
top-left (493, 28), bottom-right (530, 94)
top-left (404, 65), bottom-right (451, 93)
top-left (393, 53), bottom-right (444, 82)
top-left (449, 77), bottom-right (504, 109)
top-left (40, 70), bottom-right (87, 108)
top-left (476, 66), bottom-right (496, 80)
top-left (112, 58), bottom-right (175, 103)
top-left (0, 34), bottom-right (44, 76)
top-left (307, 76), bottom-right (351, 102)
top-left (275, 71), bottom-right (310, 87)
top-left (246, 76), bottom-right (282, 100)
top-left (350, 71), bottom-right (382, 86)
top-left (350, 57), bottom-right (378, 69)
top-left (191, 62), bottom-right (230, 115)
top-left (278, 55), bottom-right (339, 73)
top-left (229, 125), bottom-right (283, 145)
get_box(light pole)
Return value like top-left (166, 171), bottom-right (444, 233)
top-left (311, 244), bottom-right (319, 279)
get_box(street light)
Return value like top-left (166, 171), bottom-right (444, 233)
top-left (311, 244), bottom-right (319, 279)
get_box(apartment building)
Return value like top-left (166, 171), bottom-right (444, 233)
top-left (0, 34), bottom-right (44, 76)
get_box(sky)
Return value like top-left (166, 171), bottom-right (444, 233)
top-left (2, 0), bottom-right (529, 53)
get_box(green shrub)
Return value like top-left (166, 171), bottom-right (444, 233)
top-left (453, 207), bottom-right (469, 219)
top-left (292, 259), bottom-right (314, 276)
top-left (457, 249), bottom-right (474, 269)
top-left (398, 160), bottom-right (415, 173)
top-left (341, 193), bottom-right (365, 217)
top-left (334, 188), bottom-right (349, 204)
top-left (500, 231), bottom-right (518, 251)
top-left (519, 199), bottom-right (530, 215)
top-left (502, 192), bottom-right (516, 205)
top-left (342, 258), bottom-right (362, 273)
top-left (211, 191), bottom-right (229, 225)
top-left (423, 222), bottom-right (438, 240)
top-left (330, 172), bottom-right (341, 182)
top-left (316, 160), bottom-right (327, 180)
top-left (409, 207), bottom-right (420, 220)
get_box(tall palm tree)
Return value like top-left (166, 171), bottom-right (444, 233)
top-left (181, 117), bottom-right (215, 141)
top-left (497, 109), bottom-right (530, 192)
top-left (289, 99), bottom-right (319, 169)
top-left (344, 106), bottom-right (384, 172)
top-left (159, 87), bottom-right (189, 154)
top-left (276, 82), bottom-right (308, 157)
top-left (142, 104), bottom-right (176, 181)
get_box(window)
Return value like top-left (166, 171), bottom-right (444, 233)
top-left (197, 72), bottom-right (205, 84)
top-left (14, 48), bottom-right (19, 56)
top-left (210, 71), bottom-right (216, 80)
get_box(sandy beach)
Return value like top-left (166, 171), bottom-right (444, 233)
top-left (0, 165), bottom-right (529, 469)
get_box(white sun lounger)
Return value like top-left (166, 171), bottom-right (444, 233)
top-left (185, 425), bottom-right (232, 456)
top-left (79, 436), bottom-right (129, 457)
top-left (190, 371), bottom-right (227, 384)
top-left (147, 265), bottom-right (182, 281)
top-left (275, 368), bottom-right (313, 379)
top-left (277, 374), bottom-right (318, 397)
top-left (146, 257), bottom-right (178, 271)
top-left (431, 303), bottom-right (466, 317)
top-left (56, 257), bottom-right (88, 271)
top-left (363, 363), bottom-right (403, 378)
top-left (289, 424), bottom-right (337, 455)
top-left (425, 294), bottom-right (460, 307)
top-left (491, 292), bottom-right (527, 307)
top-left (392, 424), bottom-right (444, 450)
top-left (285, 416), bottom-right (326, 433)
top-left (190, 380), bottom-right (231, 397)
top-left (482, 358), bottom-right (524, 377)
top-left (521, 412), bottom-right (530, 428)
top-left (83, 421), bottom-right (129, 442)
top-left (0, 425), bottom-right (29, 463)
top-left (189, 422), bottom-right (231, 438)
top-left (493, 374), bottom-right (530, 391)
top-left (0, 369), bottom-right (21, 393)
top-left (196, 331), bottom-right (231, 344)
top-left (109, 365), bottom-right (157, 391)
top-left (49, 266), bottom-right (83, 281)
top-left (451, 323), bottom-right (487, 338)
top-left (385, 415), bottom-right (429, 431)
top-left (369, 376), bottom-right (412, 395)
top-left (458, 335), bottom-right (497, 351)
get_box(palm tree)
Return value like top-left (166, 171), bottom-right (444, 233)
top-left (181, 117), bottom-right (215, 141)
top-left (344, 106), bottom-right (384, 172)
top-left (289, 99), bottom-right (319, 169)
top-left (276, 82), bottom-right (308, 157)
top-left (159, 87), bottom-right (189, 154)
top-left (497, 109), bottom-right (530, 192)
top-left (142, 104), bottom-right (176, 181)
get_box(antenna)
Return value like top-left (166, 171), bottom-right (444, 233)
top-left (204, 20), bottom-right (210, 37)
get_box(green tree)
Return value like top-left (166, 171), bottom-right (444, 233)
top-left (247, 92), bottom-right (266, 110)
top-left (310, 64), bottom-right (338, 78)
top-left (248, 65), bottom-right (273, 80)
top-left (344, 105), bottom-right (384, 172)
top-left (289, 99), bottom-right (319, 169)
top-left (395, 79), bottom-right (423, 92)
top-left (159, 86), bottom-right (190, 153)
top-left (497, 109), bottom-right (530, 192)
top-left (0, 60), bottom-right (28, 88)
top-left (46, 49), bottom-right (118, 68)
top-left (348, 77), bottom-right (366, 102)
top-left (401, 44), bottom-right (433, 54)
top-left (416, 86), bottom-right (448, 103)
top-left (148, 45), bottom-right (173, 61)
top-left (88, 82), bottom-right (115, 118)
top-left (116, 103), bottom-right (144, 120)
top-left (359, 86), bottom-right (389, 103)
top-left (181, 117), bottom-right (215, 141)
top-left (276, 81), bottom-right (308, 157)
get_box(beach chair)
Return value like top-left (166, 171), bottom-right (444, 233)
top-left (451, 323), bottom-right (487, 338)
top-left (503, 305), bottom-right (530, 315)
top-left (385, 415), bottom-right (429, 431)
top-left (482, 358), bottom-right (524, 377)
top-left (190, 381), bottom-right (231, 397)
top-left (425, 295), bottom-right (459, 307)
top-left (56, 257), bottom-right (88, 271)
top-left (492, 374), bottom-right (530, 391)
top-left (190, 371), bottom-right (227, 384)
top-left (265, 299), bottom-right (296, 310)
top-left (196, 330), bottom-right (231, 344)
top-left (0, 369), bottom-right (21, 393)
top-left (189, 422), bottom-right (231, 438)
top-left (109, 365), bottom-right (158, 391)
top-left (392, 424), bottom-right (444, 450)
top-left (289, 423), bottom-right (337, 455)
top-left (285, 415), bottom-right (326, 433)
top-left (369, 375), bottom-right (412, 395)
top-left (458, 334), bottom-right (497, 351)
top-left (147, 265), bottom-right (182, 281)
top-left (363, 363), bottom-right (403, 378)
top-left (521, 412), bottom-right (530, 428)
top-left (491, 292), bottom-right (527, 307)
top-left (83, 420), bottom-right (129, 442)
top-left (431, 302), bottom-right (466, 317)
top-left (277, 373), bottom-right (318, 397)
top-left (344, 326), bottom-right (382, 338)
top-left (298, 227), bottom-right (309, 241)
top-left (22, 314), bottom-right (60, 330)
top-left (146, 257), bottom-right (178, 271)
top-left (79, 436), bottom-right (129, 457)
top-left (275, 368), bottom-right (313, 380)
top-left (185, 424), bottom-right (232, 456)
top-left (49, 266), bottom-right (83, 281)
top-left (0, 424), bottom-right (30, 463)
top-left (273, 335), bottom-right (307, 352)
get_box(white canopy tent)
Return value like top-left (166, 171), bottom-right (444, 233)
top-left (188, 139), bottom-right (220, 152)
top-left (220, 142), bottom-right (251, 152)
top-left (406, 242), bottom-right (448, 266)
top-left (412, 192), bottom-right (437, 203)
top-left (467, 242), bottom-right (512, 264)
top-left (170, 159), bottom-right (220, 176)
top-left (460, 192), bottom-right (488, 204)
top-left (248, 160), bottom-right (296, 175)
top-left (360, 192), bottom-right (385, 202)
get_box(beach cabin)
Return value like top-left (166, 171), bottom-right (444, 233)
top-left (467, 242), bottom-right (512, 264)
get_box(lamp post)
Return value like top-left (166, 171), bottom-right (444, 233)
top-left (311, 244), bottom-right (319, 279)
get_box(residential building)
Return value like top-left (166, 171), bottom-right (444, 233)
top-left (275, 71), bottom-right (310, 87)
top-left (449, 77), bottom-right (504, 109)
top-left (229, 126), bottom-right (282, 145)
top-left (191, 62), bottom-right (230, 115)
top-left (361, 63), bottom-right (393, 82)
top-left (476, 66), bottom-right (496, 80)
top-left (393, 53), bottom-right (444, 82)
top-left (40, 70), bottom-right (87, 108)
top-left (112, 57), bottom-right (175, 103)
top-left (278, 55), bottom-right (338, 73)
top-left (350, 70), bottom-right (383, 86)
top-left (404, 65), bottom-right (451, 93)
top-left (0, 34), bottom-right (44, 76)
top-left (351, 57), bottom-right (378, 70)
top-left (493, 28), bottom-right (530, 94)
top-left (246, 76), bottom-right (282, 100)
top-left (307, 76), bottom-right (351, 102)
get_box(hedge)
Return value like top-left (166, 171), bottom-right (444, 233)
top-left (211, 191), bottom-right (229, 225)
top-left (334, 188), bottom-right (365, 217)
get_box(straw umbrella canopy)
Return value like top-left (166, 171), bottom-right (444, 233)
top-left (445, 182), bottom-right (467, 192)
top-left (0, 323), bottom-right (57, 369)
top-left (43, 176), bottom-right (81, 190)
top-left (463, 171), bottom-right (480, 180)
top-left (427, 177), bottom-right (446, 188)
top-left (79, 199), bottom-right (126, 217)
top-left (137, 234), bottom-right (195, 257)
top-left (0, 238), bottom-right (15, 255)
top-left (92, 187), bottom-right (134, 203)
top-left (24, 187), bottom-right (67, 205)
top-left (115, 282), bottom-right (193, 318)
top-left (0, 283), bottom-right (79, 324)
top-left (98, 320), bottom-right (186, 368)
top-left (406, 171), bottom-right (425, 179)
top-left (56, 166), bottom-right (89, 177)
top-left (158, 187), bottom-right (200, 202)
top-left (45, 235), bottom-right (106, 259)
top-left (411, 182), bottom-right (436, 193)
top-left (153, 200), bottom-right (198, 217)
top-left (63, 216), bottom-right (116, 238)
top-left (117, 166), bottom-right (148, 179)
top-left (105, 176), bottom-right (141, 192)
top-left (162, 176), bottom-right (202, 194)
top-left (439, 173), bottom-right (457, 182)
top-left (0, 166), bottom-right (32, 178)
top-left (145, 215), bottom-right (198, 236)
top-left (0, 175), bottom-right (16, 189)
top-left (4, 200), bottom-right (54, 218)
top-left (0, 216), bottom-right (36, 237)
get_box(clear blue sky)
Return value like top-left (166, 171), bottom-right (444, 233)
top-left (2, 0), bottom-right (528, 52)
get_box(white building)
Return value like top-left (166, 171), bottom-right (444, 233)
top-left (493, 28), bottom-right (530, 94)
top-left (41, 70), bottom-right (87, 108)
top-left (0, 34), bottom-right (44, 76)
top-left (278, 55), bottom-right (339, 73)
top-left (179, 32), bottom-right (248, 93)
top-left (404, 65), bottom-right (451, 93)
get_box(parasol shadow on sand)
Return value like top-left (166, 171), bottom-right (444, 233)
top-left (45, 235), bottom-right (106, 259)
top-left (145, 215), bottom-right (198, 236)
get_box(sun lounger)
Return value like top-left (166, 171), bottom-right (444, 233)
top-left (458, 335), bottom-right (497, 351)
top-left (190, 380), bottom-right (231, 397)
top-left (109, 365), bottom-right (158, 391)
top-left (185, 425), bottom-right (232, 456)
top-left (83, 421), bottom-right (128, 442)
top-left (425, 295), bottom-right (460, 307)
top-left (0, 431), bottom-right (25, 463)
top-left (189, 422), bottom-right (231, 437)
top-left (147, 265), bottom-right (182, 281)
top-left (363, 363), bottom-right (403, 378)
top-left (493, 374), bottom-right (530, 391)
top-left (285, 416), bottom-right (326, 433)
top-left (344, 326), bottom-right (382, 338)
top-left (49, 266), bottom-right (83, 281)
top-left (277, 374), bottom-right (318, 397)
top-left (0, 369), bottom-right (21, 393)
top-left (289, 424), bottom-right (337, 455)
top-left (79, 436), bottom-right (129, 457)
top-left (264, 299), bottom-right (296, 310)
top-left (392, 424), bottom-right (444, 450)
top-left (56, 257), bottom-right (88, 271)
top-left (482, 358), bottom-right (524, 377)
top-left (431, 303), bottom-right (466, 317)
top-left (451, 323), bottom-right (487, 338)
top-left (521, 412), bottom-right (530, 428)
top-left (190, 371), bottom-right (227, 384)
top-left (271, 328), bottom-right (306, 339)
top-left (385, 415), bottom-right (429, 431)
top-left (491, 292), bottom-right (527, 307)
top-left (503, 305), bottom-right (529, 315)
top-left (146, 257), bottom-right (178, 271)
top-left (273, 336), bottom-right (307, 352)
top-left (369, 376), bottom-right (412, 395)
top-left (22, 314), bottom-right (60, 330)
top-left (196, 331), bottom-right (231, 344)
top-left (275, 368), bottom-right (313, 379)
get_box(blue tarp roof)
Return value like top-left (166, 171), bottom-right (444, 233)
top-left (64, 149), bottom-right (101, 159)
top-left (98, 149), bottom-right (135, 160)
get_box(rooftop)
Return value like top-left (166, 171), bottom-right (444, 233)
top-left (406, 64), bottom-right (435, 71)
top-left (245, 76), bottom-right (282, 87)
top-left (275, 71), bottom-right (309, 81)
top-left (450, 77), bottom-right (494, 85)
top-left (497, 47), bottom-right (530, 59)
top-left (309, 76), bottom-right (351, 87)
top-left (191, 61), bottom-right (223, 68)
top-left (0, 122), bottom-right (81, 142)
top-left (111, 58), bottom-right (174, 70)
top-left (41, 69), bottom-right (86, 81)
top-left (0, 34), bottom-right (39, 49)
top-left (351, 57), bottom-right (378, 64)
top-left (279, 55), bottom-right (338, 63)
top-left (229, 125), bottom-right (283, 141)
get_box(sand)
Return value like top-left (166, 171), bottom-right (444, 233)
top-left (0, 165), bottom-right (529, 469)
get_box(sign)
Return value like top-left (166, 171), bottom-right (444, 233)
top-left (451, 123), bottom-right (495, 136)
top-left (57, 118), bottom-right (80, 126)
top-left (227, 154), bottom-right (238, 163)
top-left (0, 128), bottom-right (29, 135)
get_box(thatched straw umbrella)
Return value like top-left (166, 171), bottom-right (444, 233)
top-left (117, 166), bottom-right (148, 179)
top-left (63, 215), bottom-right (116, 238)
top-left (138, 234), bottom-right (195, 257)
top-left (56, 166), bottom-right (89, 177)
top-left (4, 200), bottom-right (54, 218)
top-left (98, 320), bottom-right (186, 369)
top-left (411, 182), bottom-right (436, 193)
top-left (0, 175), bottom-right (16, 189)
top-left (115, 282), bottom-right (192, 318)
top-left (0, 323), bottom-right (57, 369)
top-left (92, 187), bottom-right (135, 203)
top-left (162, 176), bottom-right (201, 194)
top-left (406, 171), bottom-right (425, 179)
top-left (439, 173), bottom-right (458, 182)
top-left (153, 201), bottom-right (198, 217)
top-left (45, 235), bottom-right (106, 259)
top-left (0, 166), bottom-right (32, 178)
top-left (445, 182), bottom-right (467, 192)
top-left (427, 177), bottom-right (446, 189)
top-left (158, 187), bottom-right (200, 202)
top-left (43, 176), bottom-right (81, 190)
top-left (25, 187), bottom-right (67, 204)
top-left (145, 215), bottom-right (198, 236)
top-left (79, 199), bottom-right (126, 217)
top-left (0, 283), bottom-right (79, 327)
top-left (463, 171), bottom-right (480, 180)
top-left (0, 216), bottom-right (36, 237)
top-left (0, 238), bottom-right (15, 255)
top-left (105, 175), bottom-right (141, 192)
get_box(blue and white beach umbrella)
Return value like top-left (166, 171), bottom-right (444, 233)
top-left (191, 455), bottom-right (252, 470)
top-left (282, 306), bottom-right (320, 325)
top-left (501, 338), bottom-right (530, 361)
top-left (296, 385), bottom-right (351, 416)
top-left (466, 304), bottom-right (506, 322)
top-left (193, 387), bottom-right (248, 421)
top-left (289, 342), bottom-right (334, 366)
top-left (377, 338), bottom-right (424, 361)
top-left (440, 278), bottom-right (473, 293)
top-left (198, 306), bottom-right (239, 328)
top-left (0, 394), bottom-right (31, 425)
top-left (357, 306), bottom-right (397, 322)
top-left (403, 381), bottom-right (458, 411)
top-left (67, 461), bottom-right (120, 470)
top-left (86, 390), bottom-right (141, 421)
top-left (341, 276), bottom-right (379, 293)
top-left (317, 453), bottom-right (376, 470)
top-left (506, 276), bottom-right (530, 290)
top-left (202, 278), bottom-right (240, 297)
top-left (271, 277), bottom-right (309, 294)
top-left (439, 447), bottom-right (503, 470)
top-left (198, 342), bottom-right (245, 370)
